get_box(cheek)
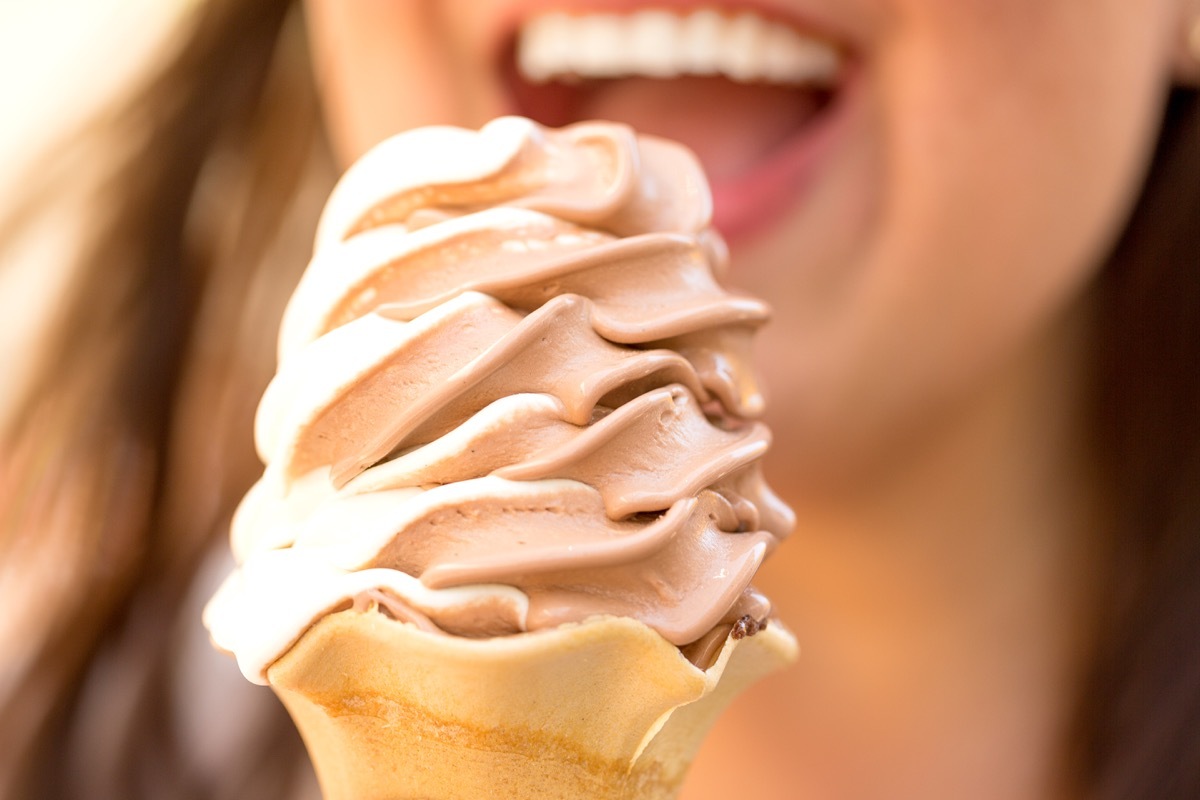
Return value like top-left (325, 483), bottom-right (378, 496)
top-left (855, 1), bottom-right (1171, 414)
top-left (748, 0), bottom-right (1176, 483)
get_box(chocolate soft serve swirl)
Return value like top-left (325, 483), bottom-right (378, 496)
top-left (204, 117), bottom-right (793, 684)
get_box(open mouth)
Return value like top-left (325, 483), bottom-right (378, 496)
top-left (500, 7), bottom-right (852, 242)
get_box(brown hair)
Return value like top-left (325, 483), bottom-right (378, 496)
top-left (0, 0), bottom-right (1196, 797)
top-left (1082, 86), bottom-right (1200, 800)
top-left (0, 0), bottom-right (327, 795)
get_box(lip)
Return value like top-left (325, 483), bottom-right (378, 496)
top-left (489, 0), bottom-right (861, 247)
top-left (708, 62), bottom-right (859, 243)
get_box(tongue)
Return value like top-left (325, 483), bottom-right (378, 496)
top-left (575, 77), bottom-right (820, 183)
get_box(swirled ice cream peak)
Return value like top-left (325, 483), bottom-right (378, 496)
top-left (204, 117), bottom-right (793, 684)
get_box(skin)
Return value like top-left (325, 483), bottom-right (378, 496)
top-left (302, 1), bottom-right (1197, 797)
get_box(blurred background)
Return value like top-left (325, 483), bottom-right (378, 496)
top-left (0, 0), bottom-right (185, 427)
top-left (0, 0), bottom-right (186, 193)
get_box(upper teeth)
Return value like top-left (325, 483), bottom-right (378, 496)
top-left (518, 9), bottom-right (841, 86)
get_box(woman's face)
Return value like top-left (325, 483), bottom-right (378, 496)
top-left (305, 0), bottom-right (1184, 492)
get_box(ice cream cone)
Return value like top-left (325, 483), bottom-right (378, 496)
top-left (268, 610), bottom-right (796, 799)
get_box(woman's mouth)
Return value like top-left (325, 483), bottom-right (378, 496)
top-left (501, 7), bottom-right (853, 243)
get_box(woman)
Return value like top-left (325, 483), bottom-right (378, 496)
top-left (2, 0), bottom-right (1197, 797)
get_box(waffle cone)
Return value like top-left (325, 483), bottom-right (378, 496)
top-left (268, 610), bottom-right (796, 799)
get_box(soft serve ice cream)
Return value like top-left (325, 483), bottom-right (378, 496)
top-left (204, 116), bottom-right (793, 685)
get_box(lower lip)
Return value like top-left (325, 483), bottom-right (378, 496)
top-left (710, 67), bottom-right (859, 246)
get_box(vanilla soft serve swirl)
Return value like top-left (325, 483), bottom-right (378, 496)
top-left (204, 117), bottom-right (793, 683)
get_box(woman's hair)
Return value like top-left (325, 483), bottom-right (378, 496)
top-left (0, 0), bottom-right (327, 796)
top-left (0, 0), bottom-right (1196, 796)
top-left (1083, 86), bottom-right (1200, 800)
